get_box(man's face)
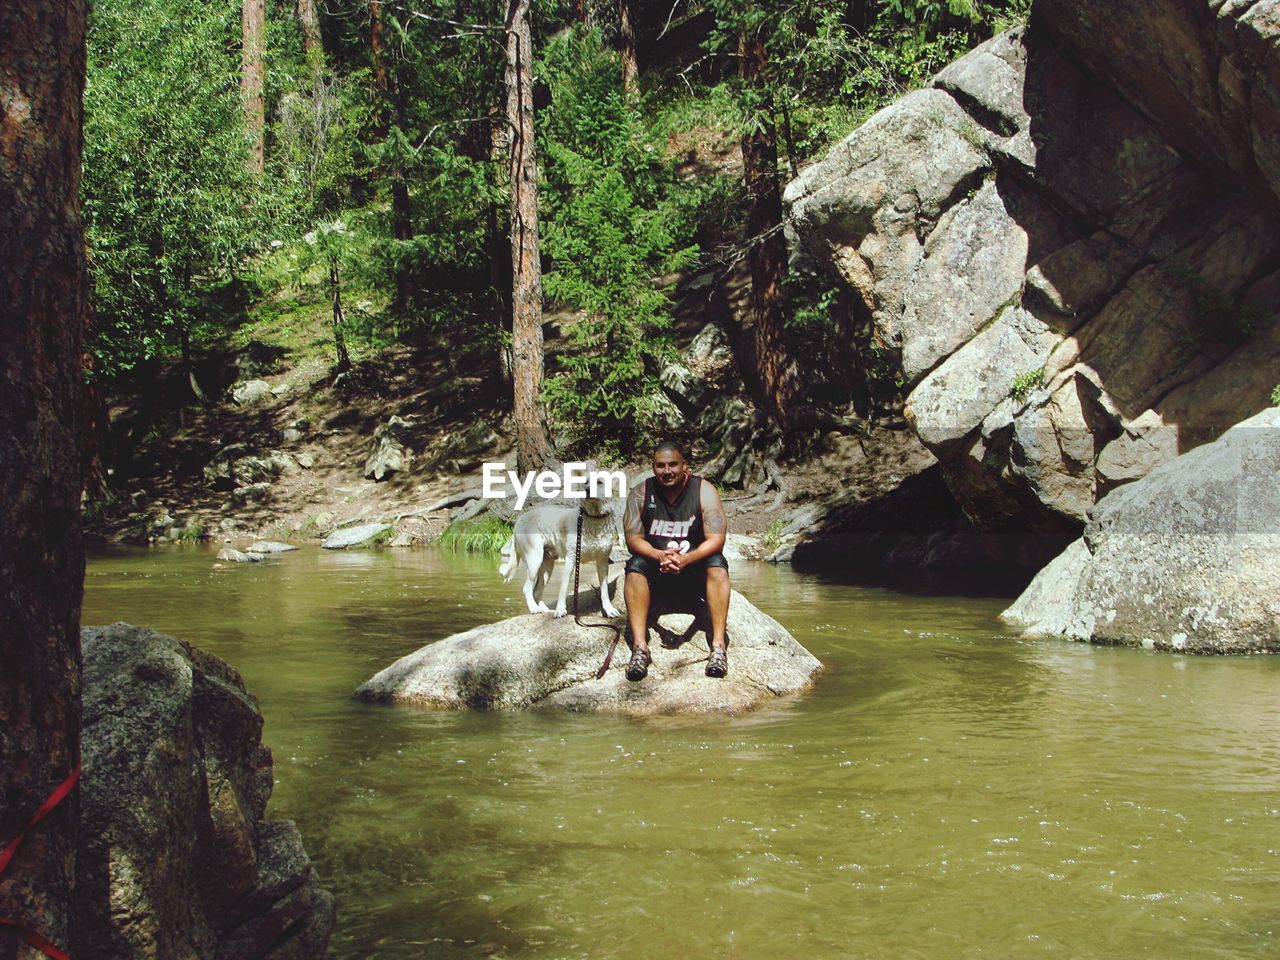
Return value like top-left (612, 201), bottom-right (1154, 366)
top-left (652, 448), bottom-right (689, 489)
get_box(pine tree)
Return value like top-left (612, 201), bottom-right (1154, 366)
top-left (738, 19), bottom-right (804, 447)
top-left (241, 0), bottom-right (265, 174)
top-left (505, 0), bottom-right (557, 471)
top-left (618, 0), bottom-right (639, 94)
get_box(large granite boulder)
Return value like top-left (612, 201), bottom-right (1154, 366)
top-left (1003, 408), bottom-right (1280, 653)
top-left (75, 623), bottom-right (334, 960)
top-left (786, 17), bottom-right (1280, 533)
top-left (354, 589), bottom-right (821, 714)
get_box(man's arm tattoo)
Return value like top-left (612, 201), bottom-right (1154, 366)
top-left (703, 502), bottom-right (727, 535)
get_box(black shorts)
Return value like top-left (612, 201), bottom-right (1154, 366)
top-left (624, 552), bottom-right (729, 597)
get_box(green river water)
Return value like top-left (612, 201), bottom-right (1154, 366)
top-left (83, 544), bottom-right (1280, 959)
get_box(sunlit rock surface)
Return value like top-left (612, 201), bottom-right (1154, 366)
top-left (1004, 408), bottom-right (1280, 653)
top-left (787, 12), bottom-right (1280, 534)
top-left (355, 588), bottom-right (821, 714)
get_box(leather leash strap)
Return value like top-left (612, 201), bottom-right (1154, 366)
top-left (0, 764), bottom-right (80, 960)
top-left (573, 507), bottom-right (623, 679)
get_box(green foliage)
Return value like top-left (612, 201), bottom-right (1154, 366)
top-left (176, 522), bottom-right (206, 544)
top-left (1010, 367), bottom-right (1045, 402)
top-left (760, 517), bottom-right (789, 550)
top-left (786, 268), bottom-right (842, 332)
top-left (538, 29), bottom-right (699, 451)
top-left (1271, 383), bottom-right (1280, 407)
top-left (440, 515), bottom-right (514, 554)
top-left (293, 218), bottom-right (359, 366)
top-left (703, 0), bottom-right (1032, 163)
top-left (269, 73), bottom-right (367, 225)
top-left (878, 0), bottom-right (1033, 36)
top-left (83, 0), bottom-right (263, 378)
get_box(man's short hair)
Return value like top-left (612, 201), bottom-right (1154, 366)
top-left (653, 439), bottom-right (687, 461)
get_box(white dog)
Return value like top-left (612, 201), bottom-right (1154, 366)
top-left (498, 496), bottom-right (620, 618)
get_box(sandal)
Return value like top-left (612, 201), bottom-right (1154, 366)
top-left (625, 647), bottom-right (651, 682)
top-left (706, 645), bottom-right (728, 679)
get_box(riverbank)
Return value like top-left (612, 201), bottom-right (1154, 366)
top-left (87, 321), bottom-right (938, 560)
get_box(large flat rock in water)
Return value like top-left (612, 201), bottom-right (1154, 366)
top-left (354, 590), bottom-right (821, 714)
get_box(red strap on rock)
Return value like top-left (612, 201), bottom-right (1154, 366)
top-left (0, 764), bottom-right (80, 960)
top-left (0, 918), bottom-right (71, 960)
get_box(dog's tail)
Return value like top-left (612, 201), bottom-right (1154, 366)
top-left (498, 535), bottom-right (517, 581)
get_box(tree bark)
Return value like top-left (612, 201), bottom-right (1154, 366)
top-left (846, 0), bottom-right (876, 32)
top-left (329, 261), bottom-right (352, 372)
top-left (241, 0), bottom-right (266, 175)
top-left (739, 26), bottom-right (803, 448)
top-left (369, 0), bottom-right (389, 142)
top-left (0, 1), bottom-right (88, 956)
top-left (505, 0), bottom-right (556, 473)
top-left (618, 0), bottom-right (639, 95)
top-left (487, 110), bottom-right (514, 389)
top-left (296, 0), bottom-right (324, 74)
top-left (389, 84), bottom-right (413, 314)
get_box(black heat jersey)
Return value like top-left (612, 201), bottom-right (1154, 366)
top-left (640, 474), bottom-right (707, 556)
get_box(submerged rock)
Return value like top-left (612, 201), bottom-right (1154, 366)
top-left (322, 522), bottom-right (391, 549)
top-left (217, 547), bottom-right (264, 563)
top-left (1003, 408), bottom-right (1280, 653)
top-left (75, 623), bottom-right (334, 959)
top-left (248, 540), bottom-right (298, 554)
top-left (355, 589), bottom-right (820, 714)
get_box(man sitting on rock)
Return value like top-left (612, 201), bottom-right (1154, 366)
top-left (622, 440), bottom-right (730, 681)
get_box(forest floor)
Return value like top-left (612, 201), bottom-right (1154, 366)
top-left (88, 288), bottom-right (930, 553)
top-left (86, 110), bottom-right (932, 553)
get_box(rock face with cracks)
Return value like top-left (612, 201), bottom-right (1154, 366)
top-left (786, 8), bottom-right (1280, 534)
top-left (354, 588), bottom-right (821, 714)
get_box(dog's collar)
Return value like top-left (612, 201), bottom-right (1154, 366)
top-left (578, 504), bottom-right (611, 519)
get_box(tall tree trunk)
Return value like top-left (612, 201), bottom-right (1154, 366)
top-left (241, 0), bottom-right (266, 175)
top-left (369, 0), bottom-right (413, 313)
top-left (369, 0), bottom-right (390, 144)
top-left (487, 112), bottom-right (513, 389)
top-left (846, 0), bottom-right (876, 32)
top-left (505, 0), bottom-right (556, 473)
top-left (179, 323), bottom-right (207, 405)
top-left (296, 0), bottom-right (324, 74)
top-left (0, 1), bottom-right (88, 956)
top-left (739, 27), bottom-right (803, 448)
top-left (389, 83), bottom-right (413, 315)
top-left (329, 261), bottom-right (352, 372)
top-left (618, 0), bottom-right (639, 95)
